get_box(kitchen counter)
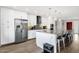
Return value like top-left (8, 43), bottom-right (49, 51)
top-left (36, 30), bottom-right (57, 53)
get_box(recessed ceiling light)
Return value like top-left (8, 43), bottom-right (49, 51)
top-left (49, 8), bottom-right (52, 10)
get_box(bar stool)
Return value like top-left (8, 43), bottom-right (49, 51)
top-left (68, 34), bottom-right (71, 43)
top-left (57, 36), bottom-right (65, 52)
top-left (66, 32), bottom-right (72, 44)
top-left (62, 37), bottom-right (65, 48)
top-left (62, 34), bottom-right (66, 47)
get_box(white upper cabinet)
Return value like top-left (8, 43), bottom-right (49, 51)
top-left (27, 14), bottom-right (36, 26)
top-left (41, 17), bottom-right (50, 29)
top-left (41, 17), bottom-right (48, 26)
top-left (28, 30), bottom-right (36, 39)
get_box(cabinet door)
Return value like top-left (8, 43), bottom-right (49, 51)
top-left (1, 8), bottom-right (15, 45)
top-left (1, 27), bottom-right (9, 45)
top-left (28, 30), bottom-right (36, 39)
top-left (32, 31), bottom-right (36, 38)
top-left (28, 15), bottom-right (36, 26)
top-left (28, 31), bottom-right (33, 39)
top-left (1, 8), bottom-right (9, 45)
top-left (8, 10), bottom-right (15, 43)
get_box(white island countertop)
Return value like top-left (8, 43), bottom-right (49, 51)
top-left (36, 30), bottom-right (57, 53)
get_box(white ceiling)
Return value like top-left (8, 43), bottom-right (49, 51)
top-left (5, 6), bottom-right (79, 19)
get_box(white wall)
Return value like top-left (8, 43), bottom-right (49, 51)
top-left (63, 20), bottom-right (73, 32)
top-left (63, 19), bottom-right (79, 34)
top-left (0, 7), bottom-right (28, 45)
top-left (73, 20), bottom-right (79, 34)
top-left (56, 19), bottom-right (63, 34)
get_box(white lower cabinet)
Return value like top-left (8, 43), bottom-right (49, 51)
top-left (28, 30), bottom-right (36, 39)
top-left (28, 30), bottom-right (43, 39)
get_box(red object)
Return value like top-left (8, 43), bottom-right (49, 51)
top-left (66, 22), bottom-right (72, 30)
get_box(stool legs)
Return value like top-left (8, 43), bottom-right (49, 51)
top-left (58, 40), bottom-right (60, 52)
top-left (57, 38), bottom-right (65, 53)
top-left (62, 37), bottom-right (65, 48)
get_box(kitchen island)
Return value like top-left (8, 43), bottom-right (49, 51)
top-left (36, 30), bottom-right (57, 53)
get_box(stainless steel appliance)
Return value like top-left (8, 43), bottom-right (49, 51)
top-left (14, 19), bottom-right (28, 43)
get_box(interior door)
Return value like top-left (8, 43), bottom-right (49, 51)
top-left (66, 22), bottom-right (72, 31)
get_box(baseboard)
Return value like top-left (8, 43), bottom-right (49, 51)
top-left (0, 42), bottom-right (15, 47)
top-left (0, 39), bottom-right (36, 47)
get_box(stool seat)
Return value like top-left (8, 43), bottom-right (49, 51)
top-left (43, 43), bottom-right (54, 53)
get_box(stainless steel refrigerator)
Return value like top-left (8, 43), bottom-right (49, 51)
top-left (14, 19), bottom-right (28, 43)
